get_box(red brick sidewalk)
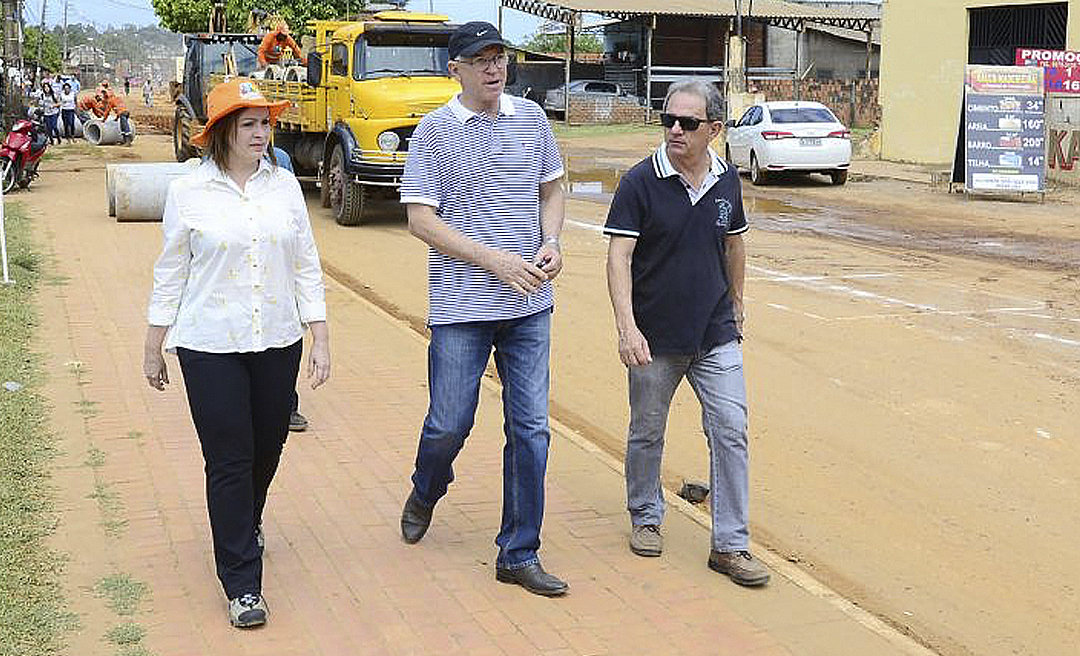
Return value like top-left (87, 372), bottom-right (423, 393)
top-left (31, 162), bottom-right (925, 656)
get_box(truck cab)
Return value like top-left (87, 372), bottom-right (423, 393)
top-left (277, 12), bottom-right (460, 225)
top-left (174, 11), bottom-right (461, 226)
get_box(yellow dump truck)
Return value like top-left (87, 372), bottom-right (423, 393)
top-left (175, 11), bottom-right (460, 225)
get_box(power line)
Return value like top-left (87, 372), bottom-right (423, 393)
top-left (91, 0), bottom-right (155, 13)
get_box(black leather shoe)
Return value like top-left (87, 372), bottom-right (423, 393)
top-left (495, 562), bottom-right (568, 597)
top-left (400, 490), bottom-right (433, 544)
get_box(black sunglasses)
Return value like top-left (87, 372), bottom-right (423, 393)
top-left (660, 113), bottom-right (710, 131)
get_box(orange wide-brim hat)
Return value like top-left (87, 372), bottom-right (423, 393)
top-left (191, 79), bottom-right (290, 147)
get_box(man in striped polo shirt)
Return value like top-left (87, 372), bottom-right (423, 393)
top-left (397, 22), bottom-right (568, 597)
top-left (604, 80), bottom-right (769, 587)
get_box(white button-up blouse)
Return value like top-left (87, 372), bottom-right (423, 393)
top-left (148, 158), bottom-right (326, 353)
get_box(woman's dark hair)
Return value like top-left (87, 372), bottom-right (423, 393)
top-left (203, 109), bottom-right (277, 172)
top-left (42, 82), bottom-right (56, 98)
top-left (61, 82), bottom-right (71, 92)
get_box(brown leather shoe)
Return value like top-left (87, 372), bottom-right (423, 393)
top-left (708, 550), bottom-right (770, 587)
top-left (400, 490), bottom-right (433, 544)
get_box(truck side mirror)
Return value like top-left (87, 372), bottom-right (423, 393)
top-left (307, 52), bottom-right (322, 87)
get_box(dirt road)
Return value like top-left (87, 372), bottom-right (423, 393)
top-left (32, 134), bottom-right (1079, 656)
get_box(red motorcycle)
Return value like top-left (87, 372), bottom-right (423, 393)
top-left (1, 111), bottom-right (48, 193)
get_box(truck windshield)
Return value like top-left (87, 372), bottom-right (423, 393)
top-left (203, 42), bottom-right (259, 77)
top-left (357, 31), bottom-right (450, 80)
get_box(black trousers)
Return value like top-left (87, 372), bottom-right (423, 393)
top-left (177, 340), bottom-right (302, 599)
top-left (60, 109), bottom-right (75, 139)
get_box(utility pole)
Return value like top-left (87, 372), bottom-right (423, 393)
top-left (3, 0), bottom-right (27, 125)
top-left (34, 0), bottom-right (44, 81)
top-left (61, 0), bottom-right (66, 67)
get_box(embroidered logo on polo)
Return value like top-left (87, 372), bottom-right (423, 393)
top-left (715, 198), bottom-right (733, 232)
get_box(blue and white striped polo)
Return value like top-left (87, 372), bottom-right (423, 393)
top-left (400, 94), bottom-right (564, 325)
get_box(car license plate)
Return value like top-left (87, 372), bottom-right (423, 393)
top-left (799, 138), bottom-right (822, 147)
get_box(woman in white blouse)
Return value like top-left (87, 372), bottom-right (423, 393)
top-left (58, 81), bottom-right (77, 143)
top-left (143, 79), bottom-right (330, 629)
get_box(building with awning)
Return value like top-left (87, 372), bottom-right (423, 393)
top-left (498, 0), bottom-right (880, 118)
top-left (880, 0), bottom-right (1078, 164)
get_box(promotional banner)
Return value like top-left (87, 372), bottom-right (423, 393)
top-left (963, 65), bottom-right (1046, 193)
top-left (1015, 48), bottom-right (1080, 94)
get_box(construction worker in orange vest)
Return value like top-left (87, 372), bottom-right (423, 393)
top-left (99, 86), bottom-right (134, 144)
top-left (257, 24), bottom-right (306, 67)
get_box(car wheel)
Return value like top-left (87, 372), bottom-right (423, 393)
top-left (329, 145), bottom-right (366, 226)
top-left (750, 152), bottom-right (768, 186)
top-left (830, 169), bottom-right (848, 186)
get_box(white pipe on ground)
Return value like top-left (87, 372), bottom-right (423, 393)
top-left (106, 160), bottom-right (200, 222)
top-left (85, 119), bottom-right (136, 146)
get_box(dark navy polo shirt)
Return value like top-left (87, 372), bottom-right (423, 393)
top-left (603, 145), bottom-right (748, 356)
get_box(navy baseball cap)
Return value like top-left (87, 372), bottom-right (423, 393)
top-left (449, 21), bottom-right (507, 61)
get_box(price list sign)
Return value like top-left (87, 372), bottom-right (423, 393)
top-left (964, 65), bottom-right (1046, 193)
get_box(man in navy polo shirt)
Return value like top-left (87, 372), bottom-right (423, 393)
top-left (604, 79), bottom-right (769, 587)
top-left (397, 22), bottom-right (568, 597)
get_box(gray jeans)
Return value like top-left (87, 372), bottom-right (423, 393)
top-left (626, 340), bottom-right (749, 551)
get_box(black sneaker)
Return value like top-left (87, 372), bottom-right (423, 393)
top-left (228, 592), bottom-right (267, 627)
top-left (289, 410), bottom-right (308, 432)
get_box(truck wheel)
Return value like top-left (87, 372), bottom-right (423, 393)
top-left (329, 146), bottom-right (366, 226)
top-left (830, 169), bottom-right (848, 186)
top-left (173, 106), bottom-right (198, 162)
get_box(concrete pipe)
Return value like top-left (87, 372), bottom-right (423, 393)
top-left (285, 65), bottom-right (307, 83)
top-left (264, 64), bottom-right (285, 81)
top-left (85, 118), bottom-right (136, 146)
top-left (85, 119), bottom-right (118, 145)
top-left (107, 160), bottom-right (200, 222)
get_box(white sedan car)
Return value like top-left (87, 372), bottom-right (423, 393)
top-left (724, 101), bottom-right (851, 185)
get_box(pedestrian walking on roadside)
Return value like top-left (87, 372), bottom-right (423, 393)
top-left (143, 79), bottom-right (330, 628)
top-left (39, 81), bottom-right (62, 145)
top-left (143, 78), bottom-right (153, 108)
top-left (398, 21), bottom-right (569, 597)
top-left (604, 79), bottom-right (769, 587)
top-left (124, 77), bottom-right (130, 96)
top-left (59, 82), bottom-right (77, 142)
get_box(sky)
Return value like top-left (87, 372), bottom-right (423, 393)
top-left (42, 0), bottom-right (544, 42)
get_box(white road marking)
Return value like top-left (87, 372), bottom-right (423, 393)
top-left (570, 216), bottom-right (1080, 349)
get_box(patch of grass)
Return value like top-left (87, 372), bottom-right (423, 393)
top-left (120, 430), bottom-right (143, 440)
top-left (85, 447), bottom-right (105, 468)
top-left (551, 122), bottom-right (656, 139)
top-left (74, 398), bottom-right (99, 417)
top-left (87, 482), bottom-right (127, 537)
top-left (105, 622), bottom-right (145, 645)
top-left (93, 573), bottom-right (147, 617)
top-left (0, 201), bottom-right (73, 655)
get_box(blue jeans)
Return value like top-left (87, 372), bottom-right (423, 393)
top-left (411, 309), bottom-right (552, 569)
top-left (626, 340), bottom-right (750, 551)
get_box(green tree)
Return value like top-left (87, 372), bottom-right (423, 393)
top-left (24, 26), bottom-right (62, 73)
top-left (521, 30), bottom-right (603, 54)
top-left (150, 0), bottom-right (363, 35)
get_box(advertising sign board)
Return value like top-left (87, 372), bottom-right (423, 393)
top-left (1015, 48), bottom-right (1080, 94)
top-left (963, 65), bottom-right (1046, 193)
